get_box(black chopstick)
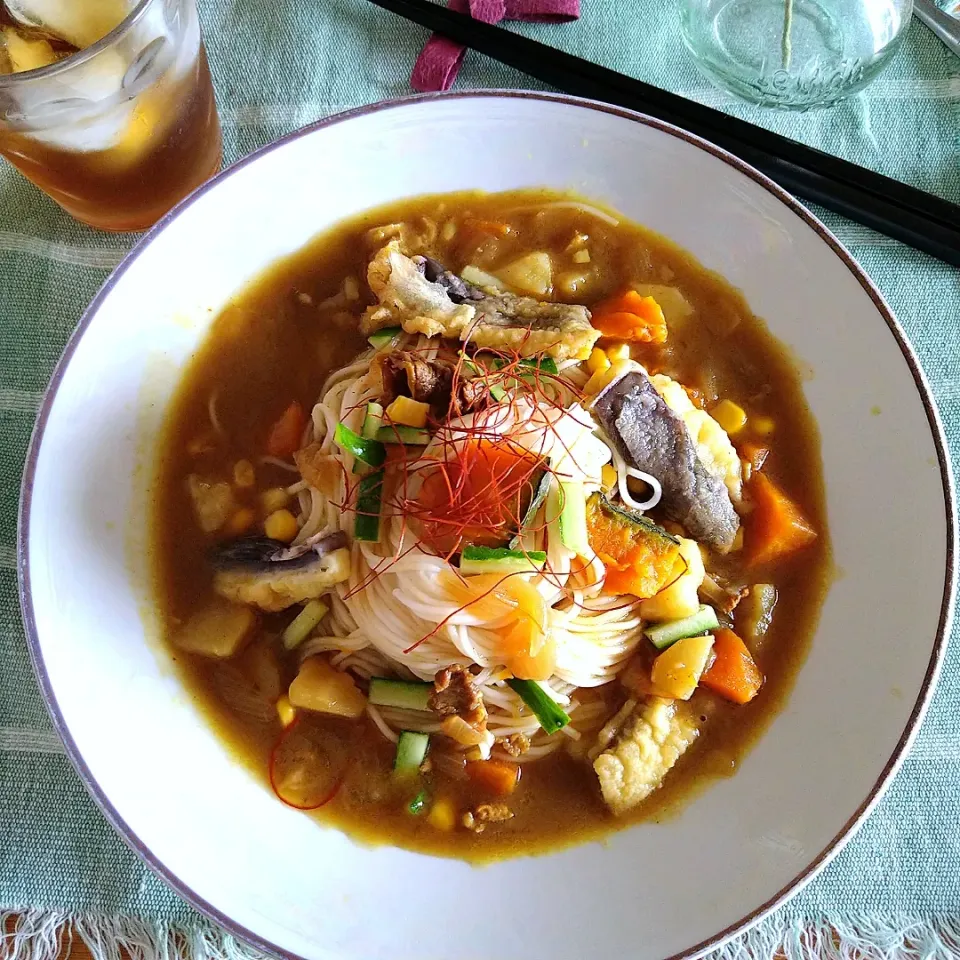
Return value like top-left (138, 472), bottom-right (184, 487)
top-left (366, 0), bottom-right (960, 267)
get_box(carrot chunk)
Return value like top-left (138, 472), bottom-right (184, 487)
top-left (745, 473), bottom-right (817, 566)
top-left (267, 401), bottom-right (307, 458)
top-left (700, 628), bottom-right (763, 704)
top-left (465, 759), bottom-right (521, 796)
top-left (591, 290), bottom-right (667, 343)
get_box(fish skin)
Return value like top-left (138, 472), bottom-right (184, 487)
top-left (592, 370), bottom-right (740, 550)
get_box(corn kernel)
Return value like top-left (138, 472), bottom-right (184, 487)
top-left (427, 798), bottom-right (457, 831)
top-left (712, 399), bottom-right (748, 435)
top-left (225, 508), bottom-right (255, 536)
top-left (587, 347), bottom-right (610, 375)
top-left (385, 395), bottom-right (429, 428)
top-left (606, 342), bottom-right (630, 362)
top-left (233, 459), bottom-right (255, 488)
top-left (265, 509), bottom-right (299, 543)
top-left (753, 416), bottom-right (776, 436)
top-left (601, 464), bottom-right (618, 491)
top-left (261, 487), bottom-right (291, 513)
top-left (572, 248), bottom-right (591, 264)
top-left (276, 694), bottom-right (296, 728)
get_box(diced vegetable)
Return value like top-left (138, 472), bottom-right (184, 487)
top-left (500, 577), bottom-right (555, 681)
top-left (701, 628), bottom-right (763, 703)
top-left (606, 343), bottom-right (630, 362)
top-left (264, 508), bottom-right (298, 543)
top-left (745, 473), bottom-right (817, 566)
top-left (441, 715), bottom-right (486, 746)
top-left (587, 347), bottom-right (610, 375)
top-left (275, 694), bottom-right (296, 728)
top-left (583, 357), bottom-right (633, 396)
top-left (585, 493), bottom-right (681, 599)
top-left (186, 475), bottom-right (236, 533)
top-left (507, 679), bottom-right (570, 734)
top-left (736, 583), bottom-right (778, 644)
top-left (224, 508), bottom-right (255, 536)
top-left (460, 545), bottom-right (547, 576)
top-left (354, 470), bottom-right (384, 542)
top-left (461, 265), bottom-right (505, 290)
top-left (650, 634), bottom-right (715, 700)
top-left (753, 417), bottom-right (775, 436)
top-left (361, 402), bottom-right (384, 439)
top-left (495, 252), bottom-right (553, 296)
top-left (282, 599), bottom-right (329, 650)
top-left (573, 248), bottom-right (591, 264)
top-left (465, 759), bottom-right (521, 796)
top-left (173, 599), bottom-right (256, 658)
top-left (288, 657), bottom-right (367, 717)
top-left (591, 290), bottom-right (668, 343)
top-left (629, 283), bottom-right (693, 325)
top-left (334, 422), bottom-right (386, 468)
top-left (260, 486), bottom-right (291, 513)
top-left (385, 395), bottom-right (430, 428)
top-left (368, 677), bottom-right (433, 711)
top-left (546, 479), bottom-right (590, 556)
top-left (645, 604), bottom-right (719, 650)
top-left (508, 470), bottom-right (551, 549)
top-left (394, 731), bottom-right (430, 777)
top-left (368, 326), bottom-right (403, 350)
top-left (427, 797), bottom-right (456, 830)
top-left (739, 441), bottom-right (770, 473)
top-left (267, 401), bottom-right (307, 458)
top-left (375, 425), bottom-right (431, 445)
top-left (233, 460), bottom-right (255, 488)
top-left (408, 790), bottom-right (429, 815)
top-left (639, 538), bottom-right (706, 621)
top-left (712, 399), bottom-right (747, 435)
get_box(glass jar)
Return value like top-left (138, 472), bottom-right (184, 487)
top-left (679, 0), bottom-right (913, 110)
top-left (0, 0), bottom-right (221, 231)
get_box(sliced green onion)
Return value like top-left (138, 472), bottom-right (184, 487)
top-left (281, 599), bottom-right (329, 650)
top-left (407, 790), bottom-right (429, 815)
top-left (354, 469), bottom-right (384, 542)
top-left (335, 422), bottom-right (386, 468)
top-left (368, 326), bottom-right (403, 350)
top-left (507, 679), bottom-right (570, 735)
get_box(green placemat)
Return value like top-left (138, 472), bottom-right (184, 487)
top-left (1, 1), bottom-right (958, 957)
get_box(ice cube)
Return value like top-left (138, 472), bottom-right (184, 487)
top-left (4, 0), bottom-right (131, 50)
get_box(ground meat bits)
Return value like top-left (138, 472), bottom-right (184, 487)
top-left (498, 733), bottom-right (530, 758)
top-left (463, 802), bottom-right (514, 833)
top-left (429, 665), bottom-right (487, 729)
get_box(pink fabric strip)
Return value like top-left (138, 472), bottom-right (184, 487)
top-left (411, 0), bottom-right (579, 92)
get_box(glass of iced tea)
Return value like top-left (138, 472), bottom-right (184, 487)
top-left (0, 0), bottom-right (221, 231)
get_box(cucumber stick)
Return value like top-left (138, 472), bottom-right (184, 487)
top-left (281, 599), bottom-right (329, 651)
top-left (361, 402), bottom-right (384, 440)
top-left (645, 605), bottom-right (719, 650)
top-left (368, 327), bottom-right (402, 350)
top-left (394, 731), bottom-right (430, 776)
top-left (460, 545), bottom-right (547, 575)
top-left (368, 677), bottom-right (433, 711)
top-left (375, 425), bottom-right (430, 445)
top-left (508, 470), bottom-right (551, 550)
top-left (354, 470), bottom-right (383, 542)
top-left (547, 478), bottom-right (589, 556)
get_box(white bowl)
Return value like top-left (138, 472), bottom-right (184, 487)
top-left (19, 92), bottom-right (956, 960)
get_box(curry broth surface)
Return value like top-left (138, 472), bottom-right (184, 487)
top-left (153, 189), bottom-right (830, 861)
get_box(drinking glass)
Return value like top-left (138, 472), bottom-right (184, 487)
top-left (679, 0), bottom-right (913, 110)
top-left (0, 0), bottom-right (221, 231)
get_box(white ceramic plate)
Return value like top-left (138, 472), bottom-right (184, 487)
top-left (19, 93), bottom-right (956, 960)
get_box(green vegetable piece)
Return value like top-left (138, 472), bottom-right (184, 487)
top-left (407, 790), bottom-right (429, 815)
top-left (354, 469), bottom-right (384, 542)
top-left (509, 470), bottom-right (551, 550)
top-left (281, 599), bottom-right (329, 651)
top-left (368, 327), bottom-right (403, 350)
top-left (361, 402), bottom-right (384, 440)
top-left (645, 605), bottom-right (720, 651)
top-left (394, 731), bottom-right (430, 776)
top-left (507, 679), bottom-right (570, 735)
top-left (375, 425), bottom-right (431, 445)
top-left (368, 677), bottom-right (433, 711)
top-left (547, 479), bottom-right (590, 556)
top-left (335, 422), bottom-right (386, 468)
top-left (460, 545), bottom-right (547, 576)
